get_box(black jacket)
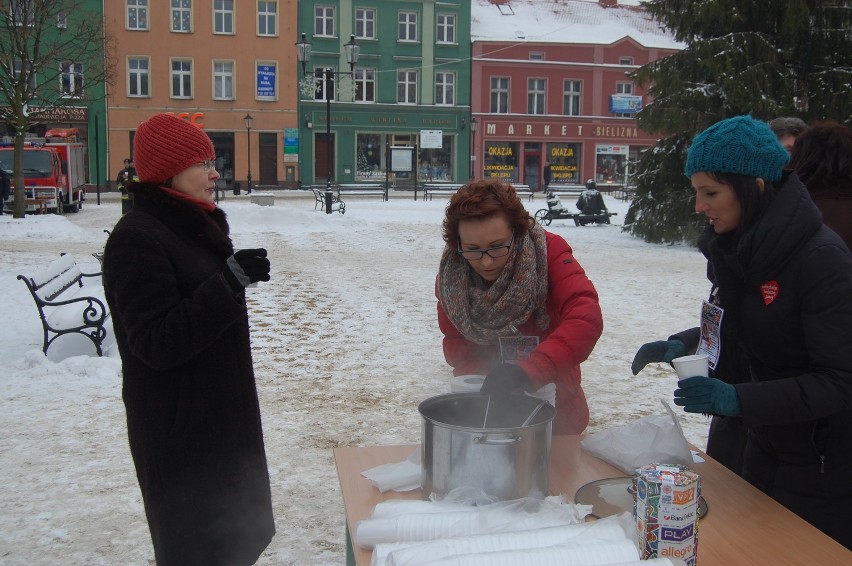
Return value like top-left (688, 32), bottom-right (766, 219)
top-left (103, 184), bottom-right (275, 565)
top-left (696, 172), bottom-right (852, 549)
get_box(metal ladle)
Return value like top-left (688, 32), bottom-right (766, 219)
top-left (520, 400), bottom-right (549, 427)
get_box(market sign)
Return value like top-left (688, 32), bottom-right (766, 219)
top-left (283, 128), bottom-right (299, 162)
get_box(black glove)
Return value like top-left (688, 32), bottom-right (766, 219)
top-left (631, 339), bottom-right (688, 375)
top-left (221, 248), bottom-right (270, 293)
top-left (481, 363), bottom-right (534, 396)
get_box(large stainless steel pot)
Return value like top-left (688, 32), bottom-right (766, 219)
top-left (419, 393), bottom-right (555, 501)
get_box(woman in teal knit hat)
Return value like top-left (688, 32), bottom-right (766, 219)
top-left (633, 115), bottom-right (852, 549)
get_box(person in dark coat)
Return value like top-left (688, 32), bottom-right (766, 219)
top-left (103, 114), bottom-right (275, 565)
top-left (788, 120), bottom-right (852, 251)
top-left (633, 116), bottom-right (852, 550)
top-left (542, 160), bottom-right (552, 191)
top-left (0, 166), bottom-right (10, 214)
top-left (436, 180), bottom-right (603, 434)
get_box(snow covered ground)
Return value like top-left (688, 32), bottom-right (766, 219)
top-left (0, 190), bottom-right (709, 565)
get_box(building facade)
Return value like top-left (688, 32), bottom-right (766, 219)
top-left (105, 0), bottom-right (299, 191)
top-left (0, 0), bottom-right (107, 189)
top-left (296, 0), bottom-right (471, 187)
top-left (471, 0), bottom-right (681, 191)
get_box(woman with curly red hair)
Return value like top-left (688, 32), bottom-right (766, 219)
top-left (435, 180), bottom-right (603, 434)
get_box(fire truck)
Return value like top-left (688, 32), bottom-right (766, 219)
top-left (0, 129), bottom-right (87, 214)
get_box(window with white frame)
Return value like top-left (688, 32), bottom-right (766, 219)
top-left (563, 80), bottom-right (581, 116)
top-left (171, 0), bottom-right (191, 32)
top-left (435, 71), bottom-right (455, 105)
top-left (528, 78), bottom-right (546, 114)
top-left (619, 56), bottom-right (634, 65)
top-left (128, 56), bottom-right (150, 97)
top-left (315, 6), bottom-right (335, 37)
top-left (213, 0), bottom-right (234, 34)
top-left (490, 77), bottom-right (509, 113)
top-left (60, 62), bottom-right (84, 97)
top-left (613, 81), bottom-right (634, 117)
top-left (355, 8), bottom-right (375, 39)
top-left (13, 60), bottom-right (36, 94)
top-left (436, 14), bottom-right (455, 43)
top-left (354, 68), bottom-right (375, 102)
top-left (258, 1), bottom-right (277, 36)
top-left (127, 0), bottom-right (148, 30)
top-left (529, 52), bottom-right (544, 61)
top-left (397, 70), bottom-right (417, 104)
top-left (398, 11), bottom-right (417, 42)
top-left (313, 67), bottom-right (334, 101)
top-left (171, 59), bottom-right (192, 98)
top-left (11, 0), bottom-right (34, 26)
top-left (213, 60), bottom-right (234, 99)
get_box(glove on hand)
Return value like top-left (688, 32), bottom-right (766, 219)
top-left (222, 248), bottom-right (271, 293)
top-left (631, 339), bottom-right (688, 375)
top-left (673, 376), bottom-right (741, 416)
top-left (481, 363), bottom-right (534, 396)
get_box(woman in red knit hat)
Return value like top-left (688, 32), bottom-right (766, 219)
top-left (102, 113), bottom-right (275, 565)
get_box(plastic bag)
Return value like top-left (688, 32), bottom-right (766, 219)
top-left (580, 400), bottom-right (693, 474)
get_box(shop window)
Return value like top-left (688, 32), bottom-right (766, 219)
top-left (419, 135), bottom-right (455, 182)
top-left (483, 141), bottom-right (519, 183)
top-left (595, 144), bottom-right (629, 185)
top-left (546, 143), bottom-right (581, 185)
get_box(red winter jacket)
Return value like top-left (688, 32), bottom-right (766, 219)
top-left (437, 231), bottom-right (603, 434)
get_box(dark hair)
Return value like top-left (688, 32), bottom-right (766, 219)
top-left (442, 180), bottom-right (532, 246)
top-left (788, 121), bottom-right (852, 187)
top-left (769, 116), bottom-right (807, 138)
top-left (705, 172), bottom-right (777, 236)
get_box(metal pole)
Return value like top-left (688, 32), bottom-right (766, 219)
top-left (94, 113), bottom-right (101, 205)
top-left (326, 68), bottom-right (332, 191)
top-left (246, 124), bottom-right (252, 194)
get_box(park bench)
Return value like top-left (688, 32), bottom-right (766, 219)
top-left (17, 254), bottom-right (110, 357)
top-left (336, 183), bottom-right (387, 201)
top-left (422, 182), bottom-right (463, 201)
top-left (310, 187), bottom-right (345, 214)
top-left (421, 182), bottom-right (535, 202)
top-left (547, 185), bottom-right (586, 199)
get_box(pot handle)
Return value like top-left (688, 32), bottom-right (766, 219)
top-left (474, 435), bottom-right (522, 445)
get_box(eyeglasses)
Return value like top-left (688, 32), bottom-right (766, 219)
top-left (196, 159), bottom-right (217, 172)
top-left (457, 233), bottom-right (514, 261)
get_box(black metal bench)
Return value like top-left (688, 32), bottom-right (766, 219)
top-left (422, 183), bottom-right (463, 201)
top-left (336, 183), bottom-right (387, 201)
top-left (310, 187), bottom-right (345, 214)
top-left (17, 254), bottom-right (110, 357)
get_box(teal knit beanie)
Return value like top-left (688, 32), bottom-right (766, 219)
top-left (685, 115), bottom-right (790, 182)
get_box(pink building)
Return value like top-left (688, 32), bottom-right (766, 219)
top-left (471, 0), bottom-right (682, 191)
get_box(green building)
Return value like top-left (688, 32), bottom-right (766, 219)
top-left (296, 0), bottom-right (471, 187)
top-left (0, 0), bottom-right (107, 190)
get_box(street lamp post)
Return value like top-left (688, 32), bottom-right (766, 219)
top-left (296, 33), bottom-right (360, 202)
top-left (470, 117), bottom-right (478, 180)
top-left (244, 113), bottom-right (253, 194)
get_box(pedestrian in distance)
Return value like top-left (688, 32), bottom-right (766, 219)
top-left (102, 113), bottom-right (275, 565)
top-left (543, 160), bottom-right (552, 192)
top-left (632, 115), bottom-right (852, 550)
top-left (436, 180), bottom-right (603, 435)
top-left (788, 120), bottom-right (852, 251)
top-left (0, 166), bottom-right (10, 214)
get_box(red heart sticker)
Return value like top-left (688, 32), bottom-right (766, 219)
top-left (760, 280), bottom-right (779, 305)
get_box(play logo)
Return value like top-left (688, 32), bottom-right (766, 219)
top-left (661, 524), bottom-right (694, 542)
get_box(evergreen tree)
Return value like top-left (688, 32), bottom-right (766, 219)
top-left (625, 0), bottom-right (852, 243)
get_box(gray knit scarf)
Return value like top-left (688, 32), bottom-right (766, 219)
top-left (438, 223), bottom-right (550, 345)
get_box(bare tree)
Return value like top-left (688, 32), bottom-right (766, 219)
top-left (0, 0), bottom-right (113, 218)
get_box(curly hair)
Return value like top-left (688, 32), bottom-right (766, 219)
top-left (441, 180), bottom-right (533, 246)
top-left (789, 121), bottom-right (852, 187)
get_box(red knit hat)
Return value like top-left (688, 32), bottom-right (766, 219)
top-left (133, 113), bottom-right (215, 184)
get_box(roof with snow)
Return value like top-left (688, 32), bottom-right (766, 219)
top-left (472, 0), bottom-right (683, 50)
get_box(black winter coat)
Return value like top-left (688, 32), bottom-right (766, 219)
top-left (695, 173), bottom-right (852, 549)
top-left (103, 184), bottom-right (275, 565)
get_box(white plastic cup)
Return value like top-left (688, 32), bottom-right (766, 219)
top-left (672, 354), bottom-right (709, 379)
